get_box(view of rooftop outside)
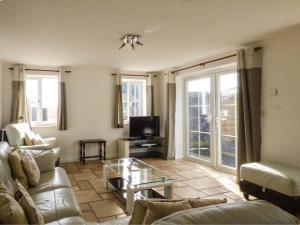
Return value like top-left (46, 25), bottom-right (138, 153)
top-left (26, 76), bottom-right (58, 124)
top-left (187, 72), bottom-right (237, 169)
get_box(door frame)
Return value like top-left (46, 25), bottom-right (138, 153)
top-left (183, 65), bottom-right (237, 175)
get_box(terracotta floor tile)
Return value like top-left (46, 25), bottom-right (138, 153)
top-left (80, 203), bottom-right (91, 212)
top-left (77, 180), bottom-right (93, 190)
top-left (99, 192), bottom-right (115, 199)
top-left (73, 170), bottom-right (98, 181)
top-left (65, 158), bottom-right (243, 219)
top-left (174, 186), bottom-right (207, 198)
top-left (73, 186), bottom-right (80, 192)
top-left (98, 216), bottom-right (117, 222)
top-left (90, 199), bottom-right (124, 218)
top-left (82, 211), bottom-right (98, 222)
top-left (175, 170), bottom-right (206, 179)
top-left (75, 189), bottom-right (101, 203)
top-left (184, 177), bottom-right (222, 190)
top-left (201, 187), bottom-right (229, 195)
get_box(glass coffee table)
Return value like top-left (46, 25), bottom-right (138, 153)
top-left (103, 158), bottom-right (174, 214)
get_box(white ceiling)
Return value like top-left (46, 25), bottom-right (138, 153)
top-left (0, 0), bottom-right (300, 71)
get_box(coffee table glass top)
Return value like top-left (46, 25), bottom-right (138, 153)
top-left (104, 158), bottom-right (173, 186)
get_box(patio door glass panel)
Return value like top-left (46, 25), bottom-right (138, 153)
top-left (187, 77), bottom-right (212, 162)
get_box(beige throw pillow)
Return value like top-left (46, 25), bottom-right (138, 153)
top-left (9, 147), bottom-right (29, 189)
top-left (15, 180), bottom-right (45, 225)
top-left (188, 198), bottom-right (227, 208)
top-left (21, 150), bottom-right (40, 186)
top-left (0, 182), bottom-right (29, 224)
top-left (24, 132), bottom-right (34, 146)
top-left (143, 200), bottom-right (192, 225)
top-left (129, 199), bottom-right (185, 225)
top-left (32, 133), bottom-right (44, 145)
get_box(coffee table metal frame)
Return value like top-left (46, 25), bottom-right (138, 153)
top-left (103, 158), bottom-right (174, 214)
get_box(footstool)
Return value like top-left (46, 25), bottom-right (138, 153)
top-left (239, 161), bottom-right (300, 214)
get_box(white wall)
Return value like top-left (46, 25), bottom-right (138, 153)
top-left (174, 25), bottom-right (300, 168)
top-left (260, 26), bottom-right (300, 168)
top-left (1, 65), bottom-right (128, 161)
top-left (1, 65), bottom-right (165, 162)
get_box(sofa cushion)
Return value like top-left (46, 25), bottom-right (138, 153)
top-left (143, 200), bottom-right (192, 225)
top-left (31, 188), bottom-right (81, 223)
top-left (0, 182), bottom-right (29, 224)
top-left (29, 167), bottom-right (71, 195)
top-left (240, 161), bottom-right (300, 196)
top-left (21, 150), bottom-right (41, 186)
top-left (152, 200), bottom-right (299, 225)
top-left (188, 198), bottom-right (227, 208)
top-left (9, 147), bottom-right (29, 188)
top-left (15, 180), bottom-right (44, 225)
top-left (45, 216), bottom-right (86, 225)
top-left (0, 142), bottom-right (17, 195)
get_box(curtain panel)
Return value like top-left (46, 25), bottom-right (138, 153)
top-left (57, 68), bottom-right (68, 130)
top-left (165, 72), bottom-right (176, 159)
top-left (237, 47), bottom-right (262, 180)
top-left (146, 74), bottom-right (154, 116)
top-left (10, 64), bottom-right (30, 124)
top-left (114, 73), bottom-right (124, 128)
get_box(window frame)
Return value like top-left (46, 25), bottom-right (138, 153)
top-left (25, 73), bottom-right (59, 127)
top-left (121, 76), bottom-right (147, 124)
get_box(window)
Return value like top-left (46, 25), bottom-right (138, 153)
top-left (122, 78), bottom-right (147, 124)
top-left (25, 74), bottom-right (58, 126)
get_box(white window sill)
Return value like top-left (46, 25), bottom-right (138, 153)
top-left (31, 123), bottom-right (57, 128)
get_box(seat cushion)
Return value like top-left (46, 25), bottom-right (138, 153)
top-left (152, 200), bottom-right (299, 225)
top-left (46, 216), bottom-right (86, 225)
top-left (52, 147), bottom-right (61, 162)
top-left (31, 188), bottom-right (82, 223)
top-left (29, 167), bottom-right (71, 195)
top-left (240, 162), bottom-right (300, 196)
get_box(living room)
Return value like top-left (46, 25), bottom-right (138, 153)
top-left (0, 0), bottom-right (300, 224)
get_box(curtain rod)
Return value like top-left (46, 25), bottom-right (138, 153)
top-left (8, 68), bottom-right (72, 73)
top-left (172, 47), bottom-right (262, 74)
top-left (111, 73), bottom-right (156, 77)
top-left (171, 54), bottom-right (237, 74)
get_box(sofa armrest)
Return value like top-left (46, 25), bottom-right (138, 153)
top-left (42, 137), bottom-right (57, 148)
top-left (26, 149), bottom-right (56, 172)
top-left (19, 144), bottom-right (52, 150)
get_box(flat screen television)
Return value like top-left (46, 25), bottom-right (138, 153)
top-left (129, 116), bottom-right (160, 138)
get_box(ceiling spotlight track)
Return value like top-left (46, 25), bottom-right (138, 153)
top-left (119, 34), bottom-right (143, 50)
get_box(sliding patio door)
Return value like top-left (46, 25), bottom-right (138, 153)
top-left (185, 69), bottom-right (237, 173)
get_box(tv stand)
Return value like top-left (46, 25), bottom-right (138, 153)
top-left (117, 137), bottom-right (166, 159)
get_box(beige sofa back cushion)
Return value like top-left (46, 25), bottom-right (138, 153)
top-left (9, 147), bottom-right (29, 189)
top-left (15, 180), bottom-right (44, 225)
top-left (0, 182), bottom-right (29, 224)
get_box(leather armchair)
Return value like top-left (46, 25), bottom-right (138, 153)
top-left (4, 123), bottom-right (61, 165)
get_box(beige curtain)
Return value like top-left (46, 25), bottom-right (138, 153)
top-left (10, 64), bottom-right (30, 124)
top-left (237, 47), bottom-right (262, 181)
top-left (146, 74), bottom-right (154, 116)
top-left (114, 73), bottom-right (124, 128)
top-left (57, 68), bottom-right (68, 130)
top-left (165, 72), bottom-right (176, 159)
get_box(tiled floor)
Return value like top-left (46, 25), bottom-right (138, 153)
top-left (61, 158), bottom-right (245, 222)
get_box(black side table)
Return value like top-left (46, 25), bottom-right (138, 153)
top-left (79, 139), bottom-right (106, 164)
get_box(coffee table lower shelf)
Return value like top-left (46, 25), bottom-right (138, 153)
top-left (106, 177), bottom-right (173, 214)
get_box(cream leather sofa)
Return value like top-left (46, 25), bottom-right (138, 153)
top-left (0, 142), bottom-right (85, 225)
top-left (5, 123), bottom-right (61, 164)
